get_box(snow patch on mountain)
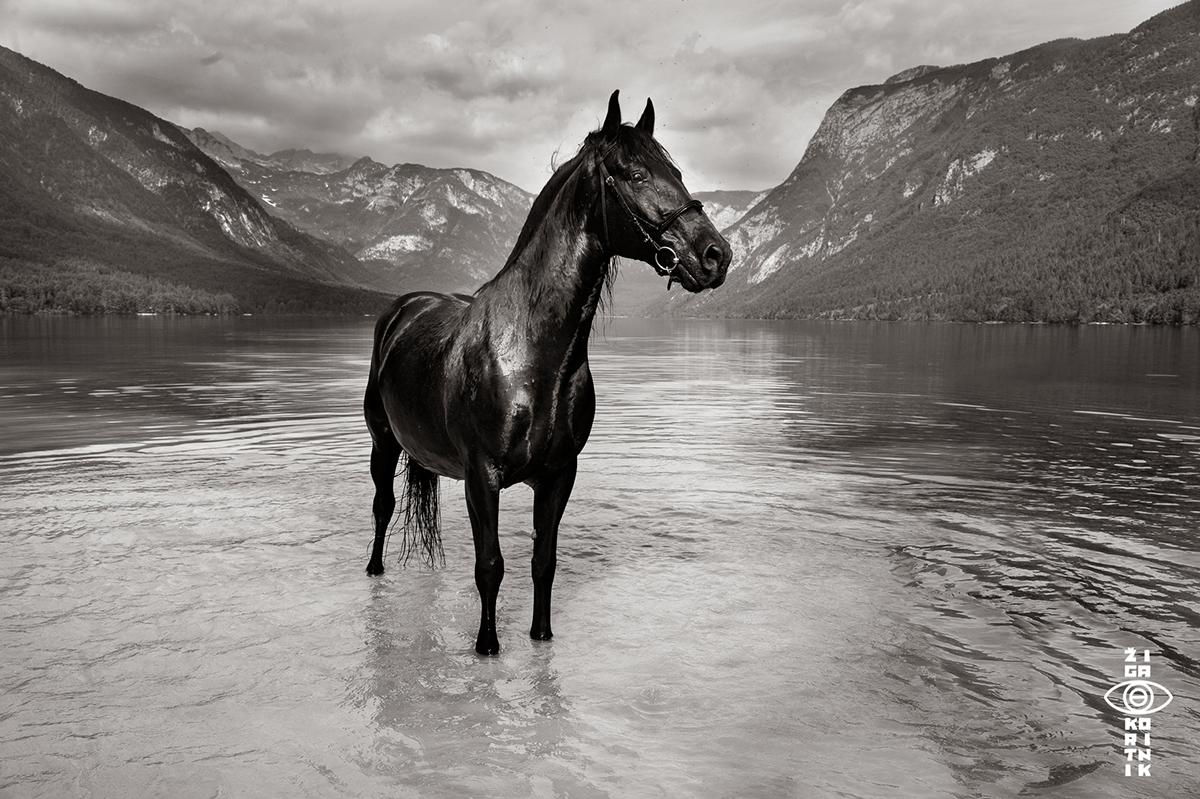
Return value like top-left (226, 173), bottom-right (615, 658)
top-left (444, 184), bottom-right (484, 215)
top-left (453, 169), bottom-right (503, 206)
top-left (727, 210), bottom-right (788, 272)
top-left (419, 202), bottom-right (447, 227)
top-left (700, 191), bottom-right (769, 231)
top-left (825, 228), bottom-right (859, 256)
top-left (748, 244), bottom-right (791, 284)
top-left (151, 124), bottom-right (176, 147)
top-left (934, 148), bottom-right (998, 206)
top-left (360, 234), bottom-right (433, 259)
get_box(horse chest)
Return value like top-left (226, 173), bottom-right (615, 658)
top-left (468, 360), bottom-right (594, 483)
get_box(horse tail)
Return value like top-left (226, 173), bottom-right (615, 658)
top-left (398, 455), bottom-right (445, 568)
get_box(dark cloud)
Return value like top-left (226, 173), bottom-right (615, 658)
top-left (0, 0), bottom-right (1179, 192)
top-left (16, 0), bottom-right (170, 37)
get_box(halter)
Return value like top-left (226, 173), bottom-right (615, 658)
top-left (594, 147), bottom-right (704, 288)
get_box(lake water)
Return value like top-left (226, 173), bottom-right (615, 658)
top-left (1, 315), bottom-right (1197, 798)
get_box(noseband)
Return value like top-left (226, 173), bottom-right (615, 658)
top-left (594, 152), bottom-right (704, 286)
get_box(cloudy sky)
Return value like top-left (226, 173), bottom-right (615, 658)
top-left (0, 0), bottom-right (1181, 192)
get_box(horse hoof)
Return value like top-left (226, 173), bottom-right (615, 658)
top-left (475, 637), bottom-right (500, 656)
top-left (366, 562), bottom-right (384, 576)
top-left (530, 629), bottom-right (553, 641)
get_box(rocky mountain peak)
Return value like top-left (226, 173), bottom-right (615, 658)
top-left (267, 147), bottom-right (356, 174)
top-left (186, 130), bottom-right (534, 294)
top-left (348, 155), bottom-right (383, 172)
top-left (883, 65), bottom-right (940, 84)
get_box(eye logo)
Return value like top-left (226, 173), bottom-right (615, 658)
top-left (1104, 679), bottom-right (1173, 715)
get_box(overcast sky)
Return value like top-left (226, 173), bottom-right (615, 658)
top-left (0, 0), bottom-right (1181, 192)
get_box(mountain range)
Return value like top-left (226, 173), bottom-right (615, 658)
top-left (3, 2), bottom-right (1198, 321)
top-left (181, 130), bottom-right (765, 308)
top-left (695, 190), bottom-right (770, 231)
top-left (0, 30), bottom-right (745, 317)
top-left (0, 45), bottom-right (388, 314)
top-left (183, 129), bottom-right (535, 294)
top-left (653, 0), bottom-right (1200, 323)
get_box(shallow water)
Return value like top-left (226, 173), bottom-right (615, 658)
top-left (1, 316), bottom-right (1197, 798)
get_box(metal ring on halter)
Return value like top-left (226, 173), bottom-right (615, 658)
top-left (654, 245), bottom-right (679, 274)
top-left (595, 155), bottom-right (701, 287)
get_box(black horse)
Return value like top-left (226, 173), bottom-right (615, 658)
top-left (363, 91), bottom-right (731, 655)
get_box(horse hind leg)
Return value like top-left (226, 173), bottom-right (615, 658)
top-left (366, 442), bottom-right (444, 575)
top-left (366, 437), bottom-right (401, 576)
top-left (364, 376), bottom-right (401, 576)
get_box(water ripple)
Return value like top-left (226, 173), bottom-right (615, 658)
top-left (1, 316), bottom-right (1198, 798)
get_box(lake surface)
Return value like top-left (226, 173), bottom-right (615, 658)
top-left (1, 315), bottom-right (1197, 798)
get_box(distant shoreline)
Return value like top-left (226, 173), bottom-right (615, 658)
top-left (5, 308), bottom-right (1195, 326)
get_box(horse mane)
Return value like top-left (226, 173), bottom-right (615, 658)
top-left (476, 122), bottom-right (680, 312)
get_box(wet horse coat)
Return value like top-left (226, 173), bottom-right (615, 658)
top-left (363, 92), bottom-right (731, 654)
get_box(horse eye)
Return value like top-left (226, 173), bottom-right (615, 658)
top-left (630, 171), bottom-right (647, 183)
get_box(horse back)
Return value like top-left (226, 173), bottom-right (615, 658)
top-left (372, 291), bottom-right (471, 371)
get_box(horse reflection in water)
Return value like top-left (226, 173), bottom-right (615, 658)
top-left (354, 577), bottom-right (574, 786)
top-left (363, 91), bottom-right (731, 654)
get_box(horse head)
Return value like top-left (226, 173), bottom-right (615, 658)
top-left (590, 90), bottom-right (731, 292)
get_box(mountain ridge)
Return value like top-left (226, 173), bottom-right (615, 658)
top-left (182, 131), bottom-right (775, 308)
top-left (655, 0), bottom-right (1200, 323)
top-left (6, 3), bottom-right (1197, 321)
top-left (183, 128), bottom-right (535, 295)
top-left (0, 44), bottom-right (387, 314)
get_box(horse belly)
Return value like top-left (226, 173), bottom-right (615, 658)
top-left (377, 348), bottom-right (466, 481)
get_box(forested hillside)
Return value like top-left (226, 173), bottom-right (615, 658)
top-left (0, 46), bottom-right (387, 314)
top-left (656, 2), bottom-right (1200, 323)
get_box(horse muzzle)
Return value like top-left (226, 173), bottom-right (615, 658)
top-left (673, 234), bottom-right (730, 292)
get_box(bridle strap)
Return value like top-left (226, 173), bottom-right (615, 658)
top-left (593, 147), bottom-right (704, 281)
top-left (597, 152), bottom-right (611, 261)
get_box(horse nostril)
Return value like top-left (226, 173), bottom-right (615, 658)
top-left (703, 243), bottom-right (724, 269)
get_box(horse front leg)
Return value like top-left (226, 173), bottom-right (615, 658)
top-left (530, 459), bottom-right (576, 641)
top-left (465, 461), bottom-right (503, 655)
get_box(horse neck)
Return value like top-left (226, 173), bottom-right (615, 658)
top-left (478, 169), bottom-right (608, 359)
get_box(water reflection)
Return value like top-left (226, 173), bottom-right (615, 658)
top-left (595, 318), bottom-right (1200, 796)
top-left (1, 316), bottom-right (1198, 798)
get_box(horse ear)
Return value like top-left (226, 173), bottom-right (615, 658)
top-left (601, 90), bottom-right (621, 138)
top-left (635, 98), bottom-right (655, 136)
